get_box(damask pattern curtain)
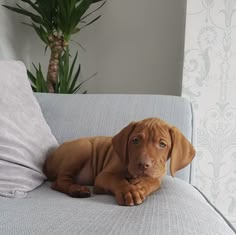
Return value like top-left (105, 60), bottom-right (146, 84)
top-left (182, 0), bottom-right (236, 226)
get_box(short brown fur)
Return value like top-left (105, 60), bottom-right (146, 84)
top-left (43, 118), bottom-right (195, 206)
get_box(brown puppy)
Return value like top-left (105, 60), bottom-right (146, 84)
top-left (43, 118), bottom-right (195, 206)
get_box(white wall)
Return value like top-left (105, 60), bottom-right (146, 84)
top-left (0, 0), bottom-right (187, 95)
top-left (182, 0), bottom-right (236, 227)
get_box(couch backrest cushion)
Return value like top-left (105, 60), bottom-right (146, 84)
top-left (35, 93), bottom-right (195, 183)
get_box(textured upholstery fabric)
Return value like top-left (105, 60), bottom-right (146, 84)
top-left (0, 91), bottom-right (234, 234)
top-left (35, 93), bottom-right (194, 182)
top-left (0, 176), bottom-right (235, 235)
top-left (0, 61), bottom-right (58, 198)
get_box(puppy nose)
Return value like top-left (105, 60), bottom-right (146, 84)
top-left (137, 159), bottom-right (153, 170)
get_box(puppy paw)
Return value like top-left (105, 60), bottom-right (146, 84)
top-left (129, 177), bottom-right (161, 198)
top-left (115, 184), bottom-right (145, 206)
top-left (69, 185), bottom-right (91, 198)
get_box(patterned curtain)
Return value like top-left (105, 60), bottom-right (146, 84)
top-left (182, 0), bottom-right (236, 226)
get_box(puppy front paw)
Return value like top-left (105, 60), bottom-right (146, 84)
top-left (129, 176), bottom-right (161, 198)
top-left (115, 184), bottom-right (145, 206)
top-left (129, 178), bottom-right (147, 189)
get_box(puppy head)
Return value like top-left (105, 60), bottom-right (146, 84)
top-left (112, 118), bottom-right (195, 179)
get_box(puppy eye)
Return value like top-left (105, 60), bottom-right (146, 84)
top-left (159, 141), bottom-right (167, 148)
top-left (132, 137), bottom-right (139, 145)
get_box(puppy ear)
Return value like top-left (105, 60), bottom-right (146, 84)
top-left (169, 127), bottom-right (196, 177)
top-left (112, 122), bottom-right (136, 164)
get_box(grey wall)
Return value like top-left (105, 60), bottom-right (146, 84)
top-left (0, 0), bottom-right (187, 96)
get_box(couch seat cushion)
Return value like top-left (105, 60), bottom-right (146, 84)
top-left (0, 176), bottom-right (235, 235)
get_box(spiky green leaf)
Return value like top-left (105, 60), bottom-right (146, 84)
top-left (69, 64), bottom-right (81, 93)
top-left (72, 72), bottom-right (96, 93)
top-left (27, 69), bottom-right (36, 85)
top-left (2, 5), bottom-right (44, 25)
top-left (32, 23), bottom-right (49, 45)
top-left (81, 1), bottom-right (106, 20)
top-left (80, 15), bottom-right (101, 30)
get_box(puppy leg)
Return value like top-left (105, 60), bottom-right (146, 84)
top-left (52, 174), bottom-right (91, 198)
top-left (94, 172), bottom-right (145, 206)
top-left (47, 139), bottom-right (93, 198)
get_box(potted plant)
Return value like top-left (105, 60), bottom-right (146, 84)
top-left (3, 0), bottom-right (106, 93)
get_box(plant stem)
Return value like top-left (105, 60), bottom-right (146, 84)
top-left (46, 35), bottom-right (67, 93)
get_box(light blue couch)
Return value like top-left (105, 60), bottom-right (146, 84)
top-left (0, 94), bottom-right (235, 235)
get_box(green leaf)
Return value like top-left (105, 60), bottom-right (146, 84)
top-left (92, 0), bottom-right (105, 3)
top-left (38, 64), bottom-right (48, 92)
top-left (36, 64), bottom-right (46, 92)
top-left (27, 69), bottom-right (36, 85)
top-left (44, 45), bottom-right (49, 55)
top-left (72, 28), bottom-right (80, 34)
top-left (64, 48), bottom-right (70, 84)
top-left (32, 63), bottom-right (48, 92)
top-left (20, 0), bottom-right (41, 15)
top-left (72, 72), bottom-right (97, 93)
top-left (3, 0), bottom-right (105, 94)
top-left (2, 5), bottom-right (44, 25)
top-left (58, 55), bottom-right (66, 93)
top-left (81, 1), bottom-right (106, 20)
top-left (31, 86), bottom-right (37, 92)
top-left (76, 0), bottom-right (94, 20)
top-left (3, 0), bottom-right (106, 43)
top-left (68, 51), bottom-right (78, 85)
top-left (69, 64), bottom-right (81, 93)
top-left (32, 23), bottom-right (49, 45)
top-left (80, 15), bottom-right (101, 30)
